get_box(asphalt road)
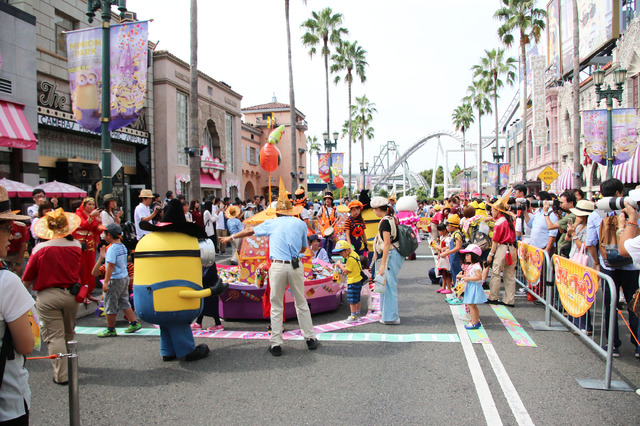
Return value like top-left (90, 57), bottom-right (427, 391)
top-left (27, 244), bottom-right (640, 425)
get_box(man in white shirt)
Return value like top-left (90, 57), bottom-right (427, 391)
top-left (134, 189), bottom-right (161, 240)
top-left (27, 189), bottom-right (46, 219)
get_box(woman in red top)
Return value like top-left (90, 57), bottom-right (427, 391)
top-left (190, 199), bottom-right (205, 229)
top-left (486, 192), bottom-right (517, 307)
top-left (73, 197), bottom-right (103, 302)
top-left (23, 208), bottom-right (82, 385)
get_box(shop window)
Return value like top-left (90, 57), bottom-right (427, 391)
top-left (176, 92), bottom-right (188, 165)
top-left (55, 11), bottom-right (76, 57)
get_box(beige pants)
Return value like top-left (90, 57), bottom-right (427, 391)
top-left (216, 229), bottom-right (228, 253)
top-left (489, 244), bottom-right (517, 305)
top-left (36, 287), bottom-right (79, 383)
top-left (268, 262), bottom-right (316, 346)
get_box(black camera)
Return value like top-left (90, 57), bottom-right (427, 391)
top-left (530, 199), bottom-right (560, 210)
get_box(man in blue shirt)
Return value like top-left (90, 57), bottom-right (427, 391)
top-left (586, 179), bottom-right (639, 356)
top-left (523, 191), bottom-right (558, 253)
top-left (220, 181), bottom-right (319, 356)
top-left (93, 224), bottom-right (141, 337)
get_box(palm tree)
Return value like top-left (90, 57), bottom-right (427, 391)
top-left (285, 0), bottom-right (298, 191)
top-left (301, 8), bottom-right (348, 145)
top-left (572, 0), bottom-right (581, 188)
top-left (307, 135), bottom-right (321, 175)
top-left (464, 79), bottom-right (493, 194)
top-left (352, 95), bottom-right (377, 173)
top-left (189, 0), bottom-right (200, 200)
top-left (472, 48), bottom-right (517, 153)
top-left (451, 103), bottom-right (475, 195)
top-left (495, 0), bottom-right (546, 181)
top-left (331, 40), bottom-right (368, 196)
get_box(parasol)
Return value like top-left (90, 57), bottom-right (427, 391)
top-left (35, 180), bottom-right (87, 198)
top-left (0, 178), bottom-right (35, 198)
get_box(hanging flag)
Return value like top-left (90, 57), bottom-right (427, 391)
top-left (318, 153), bottom-right (330, 183)
top-left (499, 163), bottom-right (510, 188)
top-left (331, 153), bottom-right (344, 176)
top-left (583, 108), bottom-right (638, 165)
top-left (66, 21), bottom-right (149, 133)
top-left (487, 163), bottom-right (500, 188)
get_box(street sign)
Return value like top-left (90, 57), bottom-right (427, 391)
top-left (538, 166), bottom-right (559, 185)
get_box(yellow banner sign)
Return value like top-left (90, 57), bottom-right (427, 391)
top-left (553, 255), bottom-right (599, 317)
top-left (517, 242), bottom-right (544, 284)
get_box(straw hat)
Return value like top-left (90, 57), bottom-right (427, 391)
top-left (103, 193), bottom-right (118, 204)
top-left (445, 214), bottom-right (460, 227)
top-left (569, 200), bottom-right (595, 217)
top-left (274, 179), bottom-right (303, 216)
top-left (0, 186), bottom-right (29, 221)
top-left (225, 205), bottom-right (242, 219)
top-left (139, 189), bottom-right (154, 198)
top-left (34, 208), bottom-right (81, 240)
top-left (487, 188), bottom-right (515, 216)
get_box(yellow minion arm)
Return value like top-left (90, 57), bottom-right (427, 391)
top-left (178, 288), bottom-right (213, 299)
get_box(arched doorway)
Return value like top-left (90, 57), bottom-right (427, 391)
top-left (204, 119), bottom-right (221, 159)
top-left (244, 181), bottom-right (255, 200)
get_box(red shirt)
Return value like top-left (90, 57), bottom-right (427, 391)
top-left (23, 238), bottom-right (82, 291)
top-left (492, 216), bottom-right (516, 244)
top-left (7, 222), bottom-right (30, 254)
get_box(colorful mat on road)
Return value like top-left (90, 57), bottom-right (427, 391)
top-left (490, 305), bottom-right (537, 347)
top-left (456, 306), bottom-right (490, 344)
top-left (300, 332), bottom-right (459, 343)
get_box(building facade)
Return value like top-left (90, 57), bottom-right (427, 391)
top-left (241, 101), bottom-right (308, 197)
top-left (0, 2), bottom-right (38, 188)
top-left (152, 50), bottom-right (243, 202)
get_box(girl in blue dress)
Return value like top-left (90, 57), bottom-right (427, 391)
top-left (458, 244), bottom-right (487, 330)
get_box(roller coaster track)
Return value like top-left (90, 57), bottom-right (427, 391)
top-left (372, 131), bottom-right (465, 190)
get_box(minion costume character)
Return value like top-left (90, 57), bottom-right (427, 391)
top-left (134, 199), bottom-right (227, 362)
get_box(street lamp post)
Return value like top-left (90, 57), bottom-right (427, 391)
top-left (593, 66), bottom-right (627, 180)
top-left (491, 145), bottom-right (506, 190)
top-left (323, 131), bottom-right (338, 191)
top-left (86, 0), bottom-right (127, 196)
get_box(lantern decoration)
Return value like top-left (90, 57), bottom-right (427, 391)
top-left (268, 125), bottom-right (285, 144)
top-left (333, 175), bottom-right (344, 189)
top-left (259, 143), bottom-right (281, 173)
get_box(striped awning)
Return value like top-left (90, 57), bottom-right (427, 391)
top-left (0, 100), bottom-right (37, 150)
top-left (613, 146), bottom-right (640, 184)
top-left (557, 167), bottom-right (573, 191)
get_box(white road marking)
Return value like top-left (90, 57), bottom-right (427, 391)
top-left (449, 305), bottom-right (503, 425)
top-left (483, 344), bottom-right (535, 426)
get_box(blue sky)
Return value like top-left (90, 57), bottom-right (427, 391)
top-left (127, 0), bottom-right (538, 175)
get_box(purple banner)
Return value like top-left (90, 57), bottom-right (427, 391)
top-left (583, 108), bottom-right (638, 165)
top-left (66, 21), bottom-right (149, 133)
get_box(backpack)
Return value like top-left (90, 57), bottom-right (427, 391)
top-left (599, 215), bottom-right (632, 268)
top-left (386, 216), bottom-right (419, 258)
top-left (121, 221), bottom-right (138, 255)
top-left (464, 219), bottom-right (491, 251)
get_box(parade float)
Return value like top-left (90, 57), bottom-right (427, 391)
top-left (215, 125), bottom-right (346, 320)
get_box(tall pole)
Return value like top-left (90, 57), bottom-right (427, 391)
top-left (189, 0), bottom-right (201, 200)
top-left (100, 2), bottom-right (112, 195)
top-left (606, 99), bottom-right (613, 180)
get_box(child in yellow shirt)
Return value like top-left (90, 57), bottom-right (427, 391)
top-left (333, 240), bottom-right (367, 323)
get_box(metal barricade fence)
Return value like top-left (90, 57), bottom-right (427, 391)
top-left (514, 248), bottom-right (633, 391)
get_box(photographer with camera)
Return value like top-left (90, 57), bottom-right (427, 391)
top-left (542, 190), bottom-right (577, 258)
top-left (586, 178), bottom-right (639, 357)
top-left (523, 191), bottom-right (558, 254)
top-left (512, 185), bottom-right (532, 243)
top-left (134, 189), bottom-right (162, 241)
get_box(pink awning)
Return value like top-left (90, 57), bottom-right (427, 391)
top-left (0, 178), bottom-right (35, 198)
top-left (0, 101), bottom-right (37, 150)
top-left (613, 146), bottom-right (640, 184)
top-left (200, 173), bottom-right (221, 189)
top-left (557, 168), bottom-right (573, 191)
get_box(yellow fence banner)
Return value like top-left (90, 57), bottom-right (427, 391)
top-left (552, 255), bottom-right (600, 317)
top-left (517, 242), bottom-right (544, 285)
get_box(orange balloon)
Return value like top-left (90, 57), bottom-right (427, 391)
top-left (333, 175), bottom-right (344, 189)
top-left (259, 143), bottom-right (281, 173)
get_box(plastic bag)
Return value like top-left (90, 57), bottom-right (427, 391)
top-left (373, 274), bottom-right (386, 294)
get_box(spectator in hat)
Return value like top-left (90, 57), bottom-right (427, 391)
top-left (345, 200), bottom-right (367, 256)
top-left (486, 190), bottom-right (517, 307)
top-left (23, 208), bottom-right (82, 385)
top-left (134, 189), bottom-right (162, 241)
top-left (73, 197), bottom-right (104, 302)
top-left (309, 234), bottom-right (330, 263)
top-left (92, 223), bottom-right (141, 337)
top-left (244, 203), bottom-right (256, 221)
top-left (220, 179), bottom-right (319, 356)
top-left (100, 193), bottom-right (122, 244)
top-left (0, 186), bottom-right (35, 423)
